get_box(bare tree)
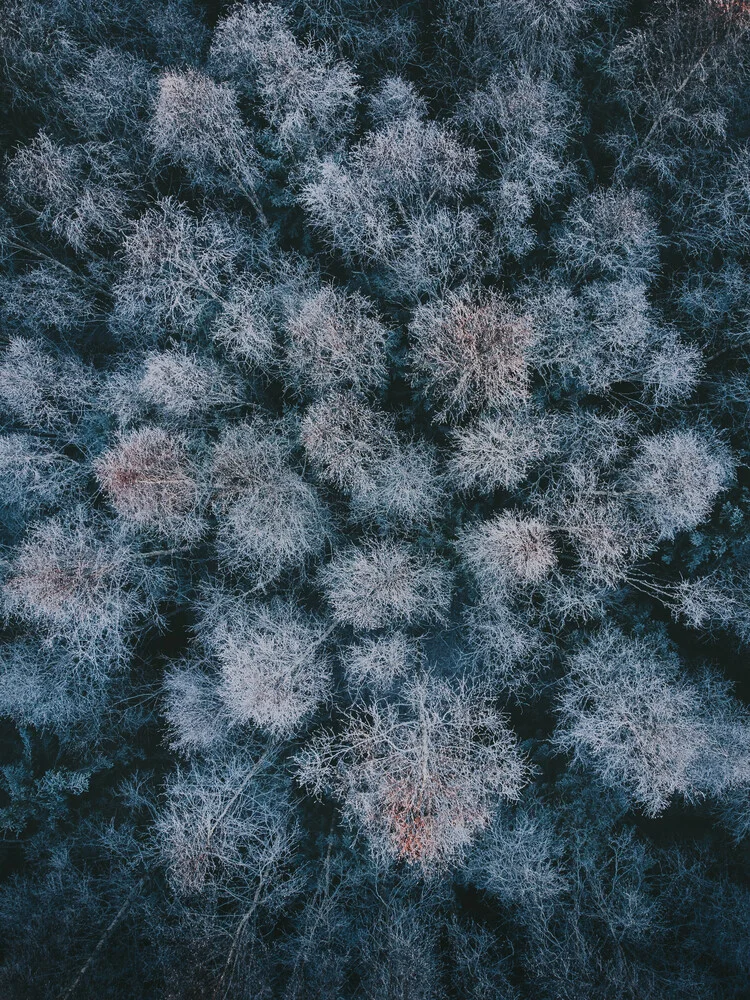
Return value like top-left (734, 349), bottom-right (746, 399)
top-left (553, 189), bottom-right (661, 283)
top-left (95, 426), bottom-right (204, 539)
top-left (3, 511), bottom-right (162, 669)
top-left (458, 512), bottom-right (558, 599)
top-left (148, 69), bottom-right (266, 219)
top-left (156, 746), bottom-right (305, 905)
top-left (319, 540), bottom-right (453, 631)
top-left (409, 287), bottom-right (534, 421)
top-left (205, 596), bottom-right (333, 737)
top-left (6, 132), bottom-right (133, 253)
top-left (297, 675), bottom-right (529, 868)
top-left (283, 284), bottom-right (390, 397)
top-left (555, 627), bottom-right (750, 815)
top-left (0, 338), bottom-right (95, 433)
top-left (211, 419), bottom-right (329, 587)
top-left (626, 428), bottom-right (734, 540)
top-left (209, 1), bottom-right (359, 159)
top-left (301, 117), bottom-right (481, 300)
top-left (112, 198), bottom-right (245, 337)
top-left (448, 406), bottom-right (557, 493)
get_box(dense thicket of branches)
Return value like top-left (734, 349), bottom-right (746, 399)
top-left (1, 1), bottom-right (750, 997)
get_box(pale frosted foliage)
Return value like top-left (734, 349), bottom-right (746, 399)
top-left (113, 198), bottom-right (243, 334)
top-left (210, 417), bottom-right (295, 499)
top-left (449, 407), bottom-right (557, 492)
top-left (627, 429), bottom-right (734, 540)
top-left (409, 287), bottom-right (534, 421)
top-left (459, 514), bottom-right (557, 597)
top-left (369, 76), bottom-right (427, 125)
top-left (2, 264), bottom-right (94, 335)
top-left (470, 803), bottom-right (568, 908)
top-left (137, 348), bottom-right (242, 418)
top-left (344, 631), bottom-right (421, 690)
top-left (456, 69), bottom-right (576, 201)
top-left (643, 339), bottom-right (703, 407)
top-left (554, 189), bottom-right (661, 282)
top-left (148, 69), bottom-right (263, 209)
top-left (301, 119), bottom-right (479, 298)
top-left (62, 48), bottom-right (155, 140)
top-left (212, 600), bottom-right (331, 736)
top-left (673, 575), bottom-right (750, 645)
top-left (554, 410), bottom-right (635, 471)
top-left (555, 629), bottom-right (750, 815)
top-left (529, 279), bottom-right (699, 397)
top-left (215, 479), bottom-right (328, 588)
top-left (3, 513), bottom-right (158, 668)
top-left (211, 420), bottom-right (328, 586)
top-left (163, 663), bottom-right (227, 754)
top-left (349, 440), bottom-right (445, 530)
top-left (209, 1), bottom-right (358, 155)
top-left (284, 285), bottom-right (390, 396)
top-left (6, 132), bottom-right (131, 252)
top-left (297, 676), bottom-right (528, 868)
top-left (95, 427), bottom-right (202, 538)
top-left (561, 495), bottom-right (650, 587)
top-left (301, 393), bottom-right (397, 491)
top-left (319, 540), bottom-right (453, 630)
top-left (347, 119), bottom-right (477, 207)
top-left (546, 469), bottom-right (652, 585)
top-left (156, 750), bottom-right (300, 897)
top-left (0, 338), bottom-right (94, 431)
top-left (0, 641), bottom-right (115, 736)
top-left (464, 598), bottom-right (551, 695)
top-left (0, 433), bottom-right (81, 510)
top-left (212, 280), bottom-right (277, 368)
top-left (488, 0), bottom-right (604, 72)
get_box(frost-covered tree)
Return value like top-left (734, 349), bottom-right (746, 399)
top-left (6, 133), bottom-right (133, 253)
top-left (148, 69), bottom-right (266, 219)
top-left (297, 675), bottom-right (529, 868)
top-left (300, 392), bottom-right (397, 492)
top-left (283, 284), bottom-right (390, 397)
top-left (0, 433), bottom-right (82, 515)
top-left (209, 1), bottom-right (359, 159)
top-left (459, 512), bottom-right (558, 598)
top-left (2, 511), bottom-right (162, 669)
top-left (0, 338), bottom-right (95, 434)
top-left (409, 287), bottom-right (535, 421)
top-left (112, 198), bottom-right (246, 338)
top-left (156, 746), bottom-right (304, 902)
top-left (206, 597), bottom-right (332, 736)
top-left (211, 419), bottom-right (329, 587)
top-left (455, 68), bottom-right (578, 203)
top-left (343, 631), bottom-right (422, 692)
top-left (448, 406), bottom-right (557, 493)
top-left (626, 428), bottom-right (734, 540)
top-left (319, 540), bottom-right (453, 630)
top-left (529, 279), bottom-right (703, 401)
top-left (301, 117), bottom-right (481, 300)
top-left (555, 628), bottom-right (750, 815)
top-left (553, 189), bottom-right (661, 283)
top-left (95, 426), bottom-right (204, 539)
